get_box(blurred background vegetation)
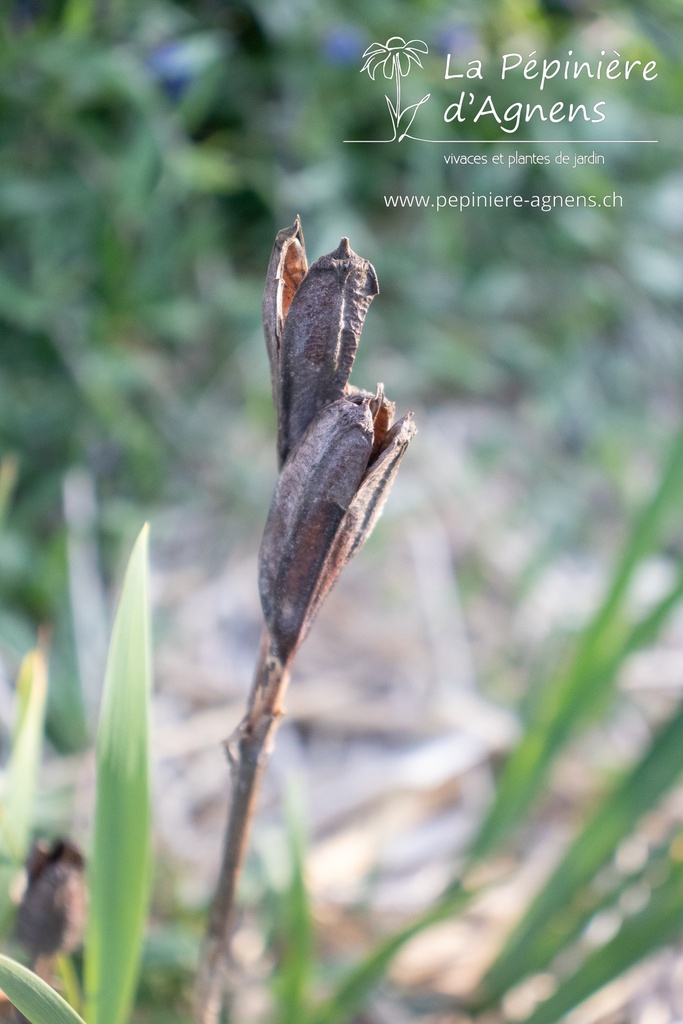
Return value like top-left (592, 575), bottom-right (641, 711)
top-left (1, 0), bottom-right (683, 1020)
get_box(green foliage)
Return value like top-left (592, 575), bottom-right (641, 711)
top-left (0, 651), bottom-right (48, 927)
top-left (84, 525), bottom-right (152, 1024)
top-left (523, 849), bottom-right (683, 1024)
top-left (309, 883), bottom-right (473, 1024)
top-left (481, 701), bottom-right (683, 1003)
top-left (272, 787), bottom-right (314, 1024)
top-left (0, 457), bottom-right (17, 533)
top-left (472, 421), bottom-right (683, 859)
top-left (0, 953), bottom-right (86, 1024)
top-left (2, 652), bottom-right (48, 862)
top-left (0, 0), bottom-right (251, 676)
top-left (0, 528), bottom-right (154, 1023)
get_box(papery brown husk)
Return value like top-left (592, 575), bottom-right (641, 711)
top-left (277, 238), bottom-right (379, 466)
top-left (258, 397), bottom-right (375, 662)
top-left (262, 217), bottom-right (308, 428)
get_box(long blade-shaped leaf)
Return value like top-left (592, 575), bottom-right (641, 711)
top-left (0, 651), bottom-right (48, 926)
top-left (0, 953), bottom-right (86, 1024)
top-left (3, 651), bottom-right (48, 860)
top-left (85, 524), bottom-right (152, 1024)
top-left (273, 785), bottom-right (314, 1024)
top-left (0, 456), bottom-right (17, 532)
top-left (472, 426), bottom-right (683, 858)
top-left (310, 883), bottom-right (472, 1024)
top-left (522, 855), bottom-right (683, 1024)
top-left (482, 697), bottom-right (683, 1003)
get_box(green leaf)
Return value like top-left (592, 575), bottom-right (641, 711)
top-left (2, 650), bottom-right (48, 862)
top-left (61, 0), bottom-right (94, 35)
top-left (84, 524), bottom-right (153, 1024)
top-left (167, 148), bottom-right (236, 194)
top-left (0, 455), bottom-right (17, 532)
top-left (0, 650), bottom-right (48, 929)
top-left (482, 696), bottom-right (683, 1004)
top-left (310, 883), bottom-right (472, 1024)
top-left (54, 955), bottom-right (83, 1018)
top-left (273, 784), bottom-right (314, 1024)
top-left (472, 426), bottom-right (683, 859)
top-left (0, 953), bottom-right (86, 1024)
top-left (522, 854), bottom-right (683, 1024)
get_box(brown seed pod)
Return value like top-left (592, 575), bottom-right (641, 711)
top-left (259, 220), bottom-right (416, 665)
top-left (258, 396), bottom-right (374, 662)
top-left (277, 237), bottom-right (379, 466)
top-left (15, 839), bottom-right (86, 958)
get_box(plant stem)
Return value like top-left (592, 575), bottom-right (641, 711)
top-left (395, 57), bottom-right (401, 122)
top-left (194, 628), bottom-right (291, 1024)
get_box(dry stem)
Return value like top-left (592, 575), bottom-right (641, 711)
top-left (194, 628), bottom-right (291, 1024)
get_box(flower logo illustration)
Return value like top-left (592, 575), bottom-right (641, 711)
top-left (360, 37), bottom-right (430, 141)
top-left (361, 36), bottom-right (428, 79)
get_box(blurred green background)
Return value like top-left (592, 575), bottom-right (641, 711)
top-left (1, 0), bottom-right (683, 1019)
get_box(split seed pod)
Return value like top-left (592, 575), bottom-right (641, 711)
top-left (259, 219), bottom-right (416, 664)
top-left (263, 220), bottom-right (379, 468)
top-left (15, 839), bottom-right (86, 958)
top-left (259, 397), bottom-right (374, 662)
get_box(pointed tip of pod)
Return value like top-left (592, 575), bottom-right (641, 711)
top-left (395, 410), bottom-right (418, 442)
top-left (272, 217), bottom-right (305, 250)
top-left (329, 236), bottom-right (360, 261)
top-left (368, 409), bottom-right (417, 466)
top-left (316, 237), bottom-right (379, 297)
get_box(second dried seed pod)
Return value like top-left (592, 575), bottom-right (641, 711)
top-left (259, 396), bottom-right (375, 663)
top-left (15, 839), bottom-right (86, 959)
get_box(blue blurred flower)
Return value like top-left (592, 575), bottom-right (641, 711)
top-left (148, 42), bottom-right (192, 100)
top-left (323, 26), bottom-right (366, 66)
top-left (436, 24), bottom-right (480, 58)
top-left (147, 35), bottom-right (222, 102)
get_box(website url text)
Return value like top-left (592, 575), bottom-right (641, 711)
top-left (384, 192), bottom-right (623, 212)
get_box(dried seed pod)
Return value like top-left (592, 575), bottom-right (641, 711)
top-left (259, 397), bottom-right (374, 662)
top-left (15, 839), bottom-right (86, 958)
top-left (259, 220), bottom-right (416, 665)
top-left (262, 216), bottom-right (308, 417)
top-left (277, 238), bottom-right (379, 466)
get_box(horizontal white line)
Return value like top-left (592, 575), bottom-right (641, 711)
top-left (344, 139), bottom-right (658, 144)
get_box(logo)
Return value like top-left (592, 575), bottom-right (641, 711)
top-left (348, 38), bottom-right (656, 144)
top-left (359, 37), bottom-right (430, 142)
